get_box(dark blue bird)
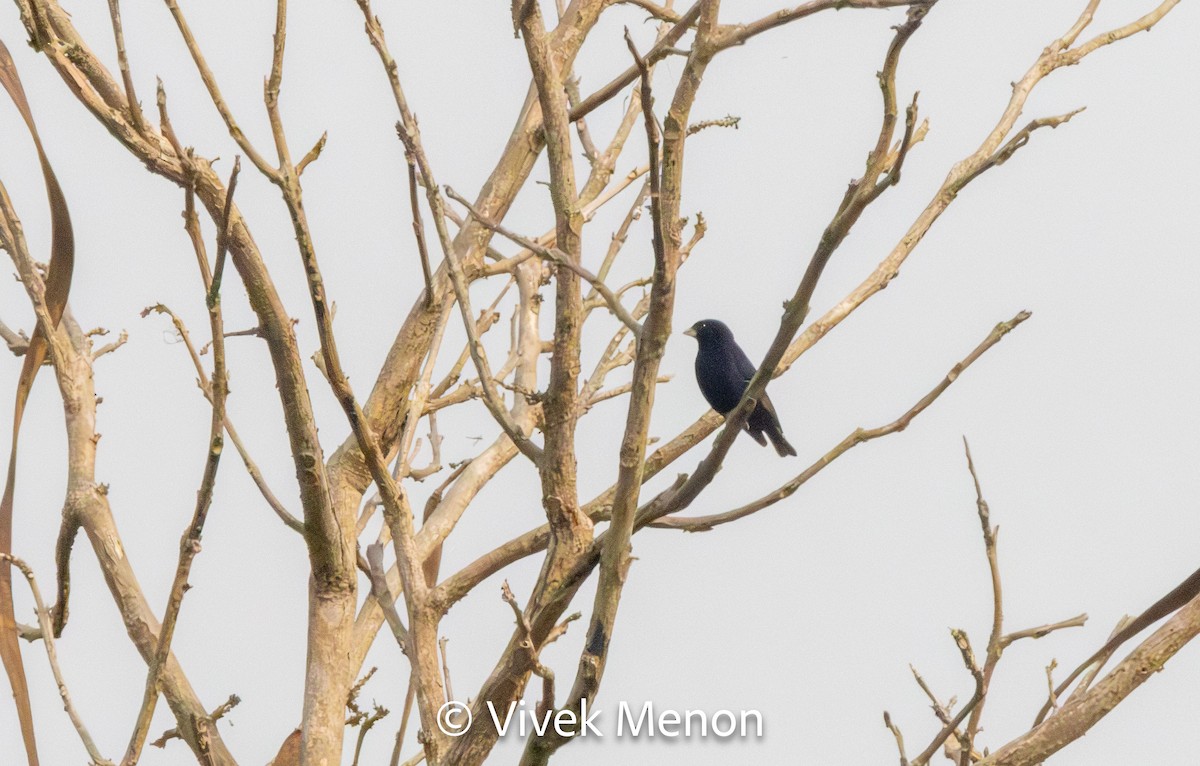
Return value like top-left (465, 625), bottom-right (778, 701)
top-left (684, 319), bottom-right (797, 457)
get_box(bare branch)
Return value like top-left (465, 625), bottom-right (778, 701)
top-left (980, 593), bottom-right (1200, 766)
top-left (570, 3), bottom-right (701, 121)
top-left (445, 186), bottom-right (643, 338)
top-left (161, 0), bottom-right (279, 178)
top-left (105, 0), bottom-right (144, 134)
top-left (1000, 614), bottom-right (1088, 650)
top-left (438, 636), bottom-right (454, 704)
top-left (297, 131), bottom-right (327, 175)
top-left (614, 0), bottom-right (684, 23)
top-left (366, 543), bottom-right (409, 653)
top-left (911, 629), bottom-right (984, 766)
top-left (150, 694), bottom-right (240, 750)
top-left (713, 0), bottom-right (920, 50)
top-left (501, 581), bottom-right (580, 719)
top-left (909, 664), bottom-right (964, 748)
top-left (388, 680), bottom-right (417, 766)
top-left (0, 319), bottom-right (29, 356)
top-left (958, 109), bottom-right (1086, 189)
top-left (408, 154), bottom-right (436, 308)
top-left (1068, 615), bottom-right (1133, 701)
top-left (141, 304), bottom-right (303, 535)
top-left (90, 329), bottom-right (128, 360)
top-left (396, 125), bottom-right (544, 467)
top-left (686, 114), bottom-right (740, 135)
top-left (207, 156), bottom-right (240, 307)
top-left (961, 437), bottom-right (1003, 761)
top-left (514, 0), bottom-right (593, 576)
top-left (883, 711), bottom-right (910, 766)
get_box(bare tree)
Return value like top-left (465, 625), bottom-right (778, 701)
top-left (0, 1), bottom-right (1194, 765)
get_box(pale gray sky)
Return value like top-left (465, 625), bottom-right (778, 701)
top-left (2, 1), bottom-right (1198, 764)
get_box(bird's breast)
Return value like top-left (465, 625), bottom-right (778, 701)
top-left (695, 354), bottom-right (748, 414)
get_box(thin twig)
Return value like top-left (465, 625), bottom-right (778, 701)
top-left (1069, 615), bottom-right (1131, 700)
top-left (389, 680), bottom-right (417, 766)
top-left (570, 2), bottom-right (701, 121)
top-left (92, 329), bottom-right (129, 360)
top-left (713, 0), bottom-right (920, 50)
top-left (961, 437), bottom-right (1002, 763)
top-left (909, 664), bottom-right (960, 735)
top-left (121, 168), bottom-right (234, 766)
top-left (501, 581), bottom-right (580, 717)
top-left (207, 157), bottom-right (240, 307)
top-left (616, 0), bottom-right (684, 23)
top-left (397, 126), bottom-right (544, 466)
top-left (140, 305), bottom-right (303, 535)
top-left (438, 636), bottom-right (454, 704)
top-left (296, 131), bottom-right (327, 175)
top-left (407, 153), bottom-right (436, 308)
top-left (883, 711), bottom-right (910, 766)
top-left (105, 0), bottom-right (144, 134)
top-left (150, 694), bottom-right (240, 749)
top-left (445, 186), bottom-right (642, 338)
top-left (350, 702), bottom-right (389, 766)
top-left (399, 750), bottom-right (427, 766)
top-left (366, 543), bottom-right (409, 652)
top-left (162, 0), bottom-right (279, 178)
top-left (912, 629), bottom-right (984, 766)
top-left (0, 318), bottom-right (29, 356)
top-left (1000, 614), bottom-right (1087, 649)
top-left (0, 553), bottom-right (112, 765)
top-left (1044, 659), bottom-right (1060, 715)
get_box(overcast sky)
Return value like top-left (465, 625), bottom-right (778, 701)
top-left (2, 1), bottom-right (1199, 764)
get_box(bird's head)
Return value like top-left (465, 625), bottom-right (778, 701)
top-left (683, 319), bottom-right (734, 344)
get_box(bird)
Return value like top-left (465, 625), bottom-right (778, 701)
top-left (684, 319), bottom-right (797, 457)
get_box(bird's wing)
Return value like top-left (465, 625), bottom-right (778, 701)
top-left (756, 392), bottom-right (781, 419)
top-left (731, 341), bottom-right (759, 383)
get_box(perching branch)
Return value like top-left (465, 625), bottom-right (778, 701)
top-left (635, 2), bottom-right (932, 540)
top-left (649, 311), bottom-right (1030, 531)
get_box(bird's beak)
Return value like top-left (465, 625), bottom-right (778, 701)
top-left (683, 327), bottom-right (697, 338)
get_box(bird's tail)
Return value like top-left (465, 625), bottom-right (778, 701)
top-left (765, 427), bottom-right (797, 457)
top-left (745, 427), bottom-right (768, 448)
